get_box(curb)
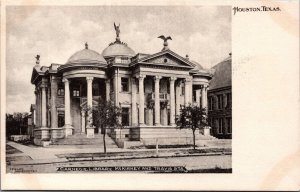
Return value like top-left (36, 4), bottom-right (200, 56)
top-left (9, 152), bottom-right (232, 165)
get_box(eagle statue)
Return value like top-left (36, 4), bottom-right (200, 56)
top-left (158, 35), bottom-right (172, 50)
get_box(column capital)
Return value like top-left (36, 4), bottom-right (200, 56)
top-left (86, 77), bottom-right (94, 83)
top-left (201, 84), bottom-right (209, 89)
top-left (184, 77), bottom-right (193, 82)
top-left (105, 78), bottom-right (110, 84)
top-left (154, 75), bottom-right (162, 81)
top-left (62, 78), bottom-right (69, 84)
top-left (137, 74), bottom-right (146, 80)
top-left (169, 76), bottom-right (177, 82)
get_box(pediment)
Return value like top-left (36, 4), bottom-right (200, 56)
top-left (138, 50), bottom-right (195, 68)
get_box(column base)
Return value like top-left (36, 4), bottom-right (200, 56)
top-left (86, 126), bottom-right (95, 138)
top-left (200, 126), bottom-right (211, 136)
top-left (50, 127), bottom-right (64, 139)
top-left (63, 124), bottom-right (74, 137)
top-left (155, 123), bottom-right (161, 126)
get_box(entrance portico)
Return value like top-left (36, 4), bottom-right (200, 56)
top-left (61, 74), bottom-right (108, 138)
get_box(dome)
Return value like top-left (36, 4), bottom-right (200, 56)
top-left (102, 42), bottom-right (135, 58)
top-left (67, 46), bottom-right (107, 64)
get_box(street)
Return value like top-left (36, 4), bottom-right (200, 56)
top-left (7, 154), bottom-right (231, 173)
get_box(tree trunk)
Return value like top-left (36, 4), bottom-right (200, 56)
top-left (192, 129), bottom-right (196, 150)
top-left (103, 126), bottom-right (107, 154)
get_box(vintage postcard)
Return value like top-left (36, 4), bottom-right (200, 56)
top-left (1, 0), bottom-right (299, 191)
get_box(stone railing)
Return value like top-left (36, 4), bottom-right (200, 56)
top-left (148, 93), bottom-right (169, 101)
top-left (80, 96), bottom-right (101, 105)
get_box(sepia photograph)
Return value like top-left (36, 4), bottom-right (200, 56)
top-left (1, 0), bottom-right (299, 191)
top-left (5, 5), bottom-right (231, 173)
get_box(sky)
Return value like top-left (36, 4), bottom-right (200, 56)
top-left (6, 6), bottom-right (231, 113)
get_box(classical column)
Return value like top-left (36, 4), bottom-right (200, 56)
top-left (204, 85), bottom-right (209, 111)
top-left (184, 77), bottom-right (192, 106)
top-left (105, 79), bottom-right (110, 101)
top-left (50, 77), bottom-right (58, 128)
top-left (33, 109), bottom-right (36, 126)
top-left (175, 81), bottom-right (181, 116)
top-left (138, 75), bottom-right (145, 125)
top-left (41, 86), bottom-right (47, 127)
top-left (196, 89), bottom-right (201, 107)
top-left (34, 89), bottom-right (38, 127)
top-left (47, 87), bottom-right (51, 127)
top-left (81, 110), bottom-right (86, 133)
top-left (113, 71), bottom-right (119, 105)
top-left (63, 78), bottom-right (73, 136)
top-left (131, 77), bottom-right (137, 126)
top-left (201, 85), bottom-right (209, 110)
top-left (169, 77), bottom-right (176, 126)
top-left (201, 85), bottom-right (206, 109)
top-left (86, 77), bottom-right (94, 137)
top-left (37, 89), bottom-right (40, 127)
top-left (154, 75), bottom-right (161, 126)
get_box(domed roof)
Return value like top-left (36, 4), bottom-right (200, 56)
top-left (67, 44), bottom-right (106, 64)
top-left (102, 41), bottom-right (135, 58)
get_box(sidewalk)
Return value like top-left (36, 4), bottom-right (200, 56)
top-left (6, 141), bottom-right (231, 165)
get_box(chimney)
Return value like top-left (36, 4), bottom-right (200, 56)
top-left (186, 54), bottom-right (189, 60)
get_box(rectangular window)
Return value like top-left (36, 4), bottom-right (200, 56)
top-left (181, 86), bottom-right (185, 95)
top-left (121, 57), bottom-right (129, 64)
top-left (227, 93), bottom-right (232, 108)
top-left (208, 96), bottom-right (213, 110)
top-left (58, 113), bottom-right (65, 127)
top-left (208, 118), bottom-right (212, 127)
top-left (72, 89), bottom-right (80, 97)
top-left (57, 88), bottom-right (64, 96)
top-left (121, 77), bottom-right (129, 92)
top-left (217, 95), bottom-right (223, 109)
top-left (121, 108), bottom-right (129, 126)
top-left (193, 90), bottom-right (196, 102)
top-left (227, 117), bottom-right (232, 134)
top-left (218, 118), bottom-right (223, 134)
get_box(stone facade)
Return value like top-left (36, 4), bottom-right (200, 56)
top-left (30, 26), bottom-right (214, 146)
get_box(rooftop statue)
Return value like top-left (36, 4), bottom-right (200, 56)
top-left (114, 22), bottom-right (121, 42)
top-left (158, 35), bottom-right (172, 51)
top-left (35, 54), bottom-right (40, 65)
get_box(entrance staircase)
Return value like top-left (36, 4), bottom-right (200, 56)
top-left (50, 134), bottom-right (118, 148)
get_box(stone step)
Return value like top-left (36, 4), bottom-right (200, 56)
top-left (51, 134), bottom-right (118, 147)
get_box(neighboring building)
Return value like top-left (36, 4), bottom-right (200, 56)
top-left (30, 24), bottom-right (214, 146)
top-left (29, 104), bottom-right (36, 137)
top-left (207, 54), bottom-right (232, 139)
